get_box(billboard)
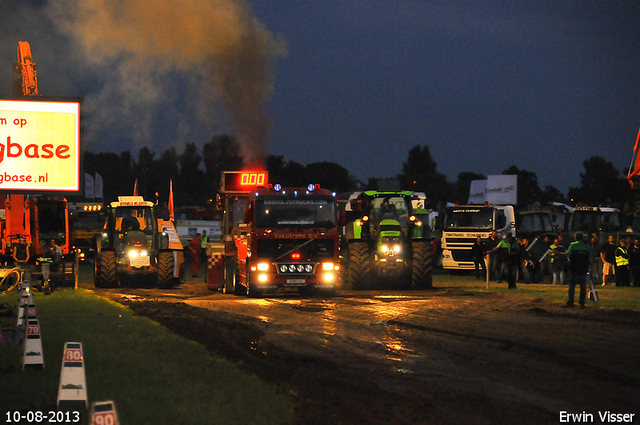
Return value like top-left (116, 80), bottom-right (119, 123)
top-left (468, 175), bottom-right (518, 205)
top-left (0, 97), bottom-right (81, 192)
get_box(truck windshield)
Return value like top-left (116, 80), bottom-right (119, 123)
top-left (73, 212), bottom-right (104, 231)
top-left (571, 211), bottom-right (622, 233)
top-left (255, 196), bottom-right (336, 228)
top-left (518, 213), bottom-right (554, 233)
top-left (37, 202), bottom-right (67, 241)
top-left (445, 208), bottom-right (493, 229)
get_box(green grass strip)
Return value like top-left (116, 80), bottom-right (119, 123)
top-left (0, 289), bottom-right (294, 425)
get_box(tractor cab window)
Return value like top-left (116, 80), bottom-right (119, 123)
top-left (115, 207), bottom-right (154, 234)
top-left (371, 197), bottom-right (409, 227)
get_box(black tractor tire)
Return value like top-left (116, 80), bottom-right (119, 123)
top-left (176, 262), bottom-right (186, 286)
top-left (411, 240), bottom-right (434, 289)
top-left (156, 251), bottom-right (174, 289)
top-left (233, 257), bottom-right (247, 296)
top-left (95, 251), bottom-right (118, 288)
top-left (222, 257), bottom-right (234, 294)
top-left (348, 241), bottom-right (373, 290)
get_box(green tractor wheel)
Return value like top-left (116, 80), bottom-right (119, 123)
top-left (95, 251), bottom-right (118, 288)
top-left (411, 240), bottom-right (433, 289)
top-left (348, 241), bottom-right (373, 290)
top-left (156, 251), bottom-right (174, 289)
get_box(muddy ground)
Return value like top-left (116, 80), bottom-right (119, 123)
top-left (87, 268), bottom-right (640, 425)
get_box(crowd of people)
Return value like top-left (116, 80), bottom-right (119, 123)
top-left (471, 230), bottom-right (640, 306)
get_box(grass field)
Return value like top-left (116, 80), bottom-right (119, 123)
top-left (0, 289), bottom-right (294, 425)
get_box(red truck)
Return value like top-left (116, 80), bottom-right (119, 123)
top-left (207, 171), bottom-right (340, 297)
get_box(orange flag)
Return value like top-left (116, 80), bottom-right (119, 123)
top-left (168, 179), bottom-right (175, 221)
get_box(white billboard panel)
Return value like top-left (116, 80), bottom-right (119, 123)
top-left (0, 98), bottom-right (81, 192)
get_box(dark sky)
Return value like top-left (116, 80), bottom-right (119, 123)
top-left (2, 0), bottom-right (640, 195)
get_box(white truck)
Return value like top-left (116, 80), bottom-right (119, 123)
top-left (440, 204), bottom-right (516, 270)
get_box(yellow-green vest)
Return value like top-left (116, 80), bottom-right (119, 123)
top-left (616, 247), bottom-right (629, 267)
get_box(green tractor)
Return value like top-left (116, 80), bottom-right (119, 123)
top-left (93, 196), bottom-right (174, 288)
top-left (339, 191), bottom-right (434, 289)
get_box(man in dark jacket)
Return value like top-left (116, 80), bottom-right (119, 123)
top-left (565, 232), bottom-right (591, 308)
top-left (471, 236), bottom-right (486, 280)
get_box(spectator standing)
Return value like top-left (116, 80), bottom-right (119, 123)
top-left (551, 238), bottom-right (568, 285)
top-left (491, 233), bottom-right (519, 289)
top-left (200, 229), bottom-right (208, 263)
top-left (519, 238), bottom-right (534, 284)
top-left (565, 232), bottom-right (592, 308)
top-left (485, 230), bottom-right (501, 281)
top-left (541, 235), bottom-right (553, 283)
top-left (615, 238), bottom-right (630, 287)
top-left (471, 236), bottom-right (486, 280)
top-left (601, 235), bottom-right (616, 285)
top-left (589, 236), bottom-right (601, 286)
top-left (188, 233), bottom-right (202, 278)
top-left (630, 239), bottom-right (640, 287)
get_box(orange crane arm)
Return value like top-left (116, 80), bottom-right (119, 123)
top-left (16, 41), bottom-right (39, 96)
top-left (627, 127), bottom-right (640, 190)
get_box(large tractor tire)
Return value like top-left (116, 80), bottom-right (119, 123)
top-left (348, 241), bottom-right (373, 290)
top-left (222, 257), bottom-right (235, 294)
top-left (95, 251), bottom-right (118, 288)
top-left (411, 240), bottom-right (434, 289)
top-left (156, 251), bottom-right (174, 289)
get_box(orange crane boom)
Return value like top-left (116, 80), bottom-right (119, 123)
top-left (627, 127), bottom-right (640, 190)
top-left (15, 40), bottom-right (40, 96)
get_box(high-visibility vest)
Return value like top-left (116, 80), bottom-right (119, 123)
top-left (616, 247), bottom-right (629, 267)
top-left (201, 235), bottom-right (208, 249)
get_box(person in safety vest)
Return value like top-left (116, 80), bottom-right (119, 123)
top-left (200, 229), bottom-right (208, 267)
top-left (490, 232), bottom-right (519, 289)
top-left (615, 238), bottom-right (630, 287)
top-left (563, 232), bottom-right (592, 308)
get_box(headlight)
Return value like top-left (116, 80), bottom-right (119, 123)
top-left (257, 262), bottom-right (269, 271)
top-left (280, 265), bottom-right (288, 273)
top-left (128, 250), bottom-right (137, 258)
top-left (393, 245), bottom-right (401, 254)
top-left (322, 262), bottom-right (334, 270)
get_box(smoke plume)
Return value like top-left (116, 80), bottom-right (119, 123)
top-left (47, 0), bottom-right (286, 165)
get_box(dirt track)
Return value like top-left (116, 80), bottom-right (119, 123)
top-left (87, 269), bottom-right (640, 425)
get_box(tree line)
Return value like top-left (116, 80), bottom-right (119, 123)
top-left (77, 135), bottom-right (636, 210)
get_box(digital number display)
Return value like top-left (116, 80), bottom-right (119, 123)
top-left (222, 171), bottom-right (268, 193)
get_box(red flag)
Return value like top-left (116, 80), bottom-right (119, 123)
top-left (133, 179), bottom-right (138, 196)
top-left (168, 179), bottom-right (175, 221)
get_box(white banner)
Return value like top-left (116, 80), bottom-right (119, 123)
top-left (467, 175), bottom-right (518, 205)
top-left (84, 173), bottom-right (95, 199)
top-left (94, 173), bottom-right (104, 199)
top-left (468, 180), bottom-right (487, 204)
top-left (485, 175), bottom-right (517, 205)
